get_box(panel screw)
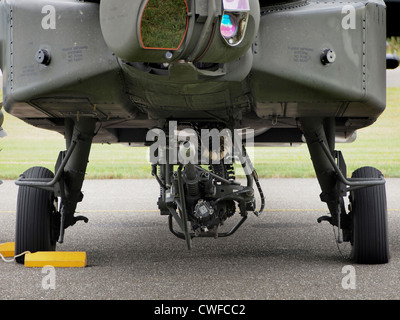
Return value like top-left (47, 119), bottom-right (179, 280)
top-left (165, 51), bottom-right (173, 60)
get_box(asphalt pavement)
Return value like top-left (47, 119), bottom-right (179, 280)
top-left (1, 178), bottom-right (400, 300)
top-left (0, 70), bottom-right (400, 302)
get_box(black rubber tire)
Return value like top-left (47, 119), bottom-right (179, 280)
top-left (350, 166), bottom-right (389, 264)
top-left (15, 167), bottom-right (58, 264)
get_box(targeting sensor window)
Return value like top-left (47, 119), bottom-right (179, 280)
top-left (220, 0), bottom-right (250, 46)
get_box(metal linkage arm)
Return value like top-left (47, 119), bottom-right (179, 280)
top-left (15, 139), bottom-right (78, 194)
top-left (317, 139), bottom-right (385, 190)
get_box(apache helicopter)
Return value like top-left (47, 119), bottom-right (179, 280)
top-left (0, 0), bottom-right (396, 264)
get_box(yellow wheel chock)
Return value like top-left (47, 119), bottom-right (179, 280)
top-left (1, 242), bottom-right (87, 267)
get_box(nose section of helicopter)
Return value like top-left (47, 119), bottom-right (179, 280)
top-left (99, 0), bottom-right (260, 64)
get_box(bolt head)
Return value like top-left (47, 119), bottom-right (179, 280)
top-left (321, 49), bottom-right (336, 65)
top-left (36, 49), bottom-right (51, 65)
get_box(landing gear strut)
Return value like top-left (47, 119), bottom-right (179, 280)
top-left (300, 117), bottom-right (389, 264)
top-left (14, 117), bottom-right (96, 263)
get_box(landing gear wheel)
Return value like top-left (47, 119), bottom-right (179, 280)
top-left (349, 166), bottom-right (389, 264)
top-left (15, 167), bottom-right (59, 264)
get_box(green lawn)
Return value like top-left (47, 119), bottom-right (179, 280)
top-left (1, 88), bottom-right (400, 180)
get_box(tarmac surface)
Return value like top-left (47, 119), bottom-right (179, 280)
top-left (1, 69), bottom-right (400, 303)
top-left (1, 178), bottom-right (400, 300)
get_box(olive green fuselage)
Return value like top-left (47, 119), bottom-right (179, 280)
top-left (0, 0), bottom-right (386, 144)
